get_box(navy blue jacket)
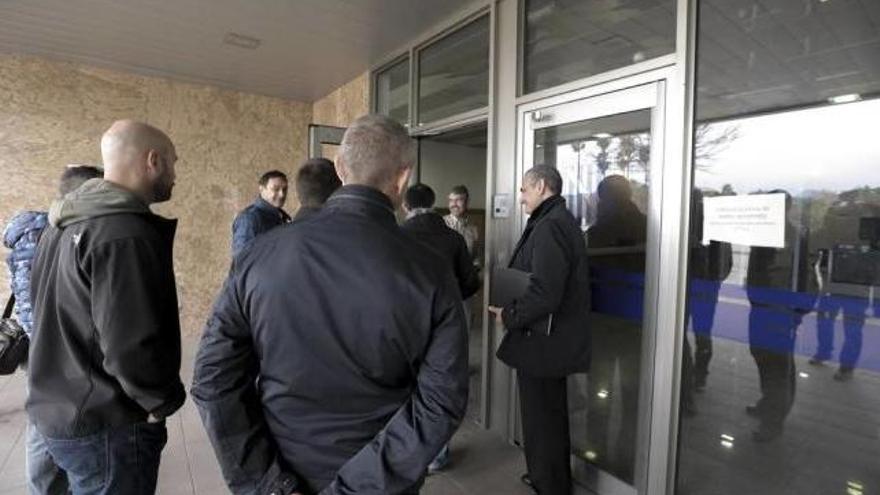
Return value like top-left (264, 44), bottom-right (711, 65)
top-left (3, 211), bottom-right (49, 336)
top-left (231, 197), bottom-right (291, 255)
top-left (192, 185), bottom-right (469, 495)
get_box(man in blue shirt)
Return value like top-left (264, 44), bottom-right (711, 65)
top-left (231, 170), bottom-right (291, 255)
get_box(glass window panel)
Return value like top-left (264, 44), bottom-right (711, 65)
top-left (375, 57), bottom-right (410, 125)
top-left (678, 1), bottom-right (880, 494)
top-left (535, 108), bottom-right (653, 486)
top-left (523, 0), bottom-right (676, 94)
top-left (417, 16), bottom-right (490, 125)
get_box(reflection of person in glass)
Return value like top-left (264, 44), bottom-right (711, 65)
top-left (682, 190), bottom-right (732, 404)
top-left (584, 174), bottom-right (646, 482)
top-left (745, 191), bottom-right (818, 442)
top-left (809, 197), bottom-right (880, 381)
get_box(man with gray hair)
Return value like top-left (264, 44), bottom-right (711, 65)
top-left (489, 164), bottom-right (591, 495)
top-left (193, 114), bottom-right (469, 495)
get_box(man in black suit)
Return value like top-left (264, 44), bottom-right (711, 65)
top-left (489, 165), bottom-right (591, 494)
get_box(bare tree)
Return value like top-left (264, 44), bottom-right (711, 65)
top-left (694, 123), bottom-right (740, 170)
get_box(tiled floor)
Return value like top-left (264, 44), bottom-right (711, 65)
top-left (0, 338), bottom-right (531, 495)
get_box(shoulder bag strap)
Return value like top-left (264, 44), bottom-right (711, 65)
top-left (3, 294), bottom-right (14, 319)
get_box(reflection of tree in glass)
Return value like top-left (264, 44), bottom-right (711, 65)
top-left (617, 134), bottom-right (650, 174)
top-left (695, 123), bottom-right (740, 170)
top-left (595, 137), bottom-right (611, 175)
top-left (588, 133), bottom-right (650, 178)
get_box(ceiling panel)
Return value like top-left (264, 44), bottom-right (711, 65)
top-left (0, 0), bottom-right (477, 101)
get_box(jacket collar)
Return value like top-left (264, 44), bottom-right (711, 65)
top-left (403, 211), bottom-right (446, 229)
top-left (526, 194), bottom-right (564, 226)
top-left (324, 185), bottom-right (397, 224)
top-left (510, 195), bottom-right (565, 266)
top-left (293, 206), bottom-right (320, 221)
top-left (253, 197), bottom-right (290, 221)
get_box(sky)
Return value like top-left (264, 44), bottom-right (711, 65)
top-left (695, 98), bottom-right (880, 196)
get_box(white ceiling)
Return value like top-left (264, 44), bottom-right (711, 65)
top-left (0, 0), bottom-right (477, 102)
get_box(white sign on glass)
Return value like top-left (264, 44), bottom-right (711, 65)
top-left (702, 193), bottom-right (787, 248)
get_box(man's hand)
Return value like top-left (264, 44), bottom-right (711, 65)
top-left (487, 306), bottom-right (503, 324)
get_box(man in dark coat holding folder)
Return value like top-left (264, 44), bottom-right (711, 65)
top-left (489, 165), bottom-right (591, 494)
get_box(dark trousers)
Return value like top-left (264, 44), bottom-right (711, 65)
top-left (749, 347), bottom-right (796, 427)
top-left (687, 279), bottom-right (721, 383)
top-left (815, 294), bottom-right (867, 368)
top-left (44, 421), bottom-right (167, 495)
top-left (519, 373), bottom-right (571, 495)
top-left (748, 305), bottom-right (799, 428)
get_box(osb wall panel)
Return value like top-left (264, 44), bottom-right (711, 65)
top-left (0, 54), bottom-right (312, 336)
top-left (311, 71), bottom-right (370, 128)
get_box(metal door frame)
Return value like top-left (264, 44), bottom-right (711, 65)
top-left (308, 124), bottom-right (346, 159)
top-left (512, 69), bottom-right (675, 495)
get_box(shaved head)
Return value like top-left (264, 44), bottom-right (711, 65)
top-left (100, 120), bottom-right (177, 203)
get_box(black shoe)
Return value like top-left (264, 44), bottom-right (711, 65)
top-left (834, 368), bottom-right (854, 381)
top-left (745, 404), bottom-right (762, 418)
top-left (694, 374), bottom-right (707, 391)
top-left (520, 473), bottom-right (538, 494)
top-left (808, 356), bottom-right (827, 366)
top-left (752, 424), bottom-right (783, 442)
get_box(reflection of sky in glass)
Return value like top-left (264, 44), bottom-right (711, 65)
top-left (696, 98), bottom-right (880, 196)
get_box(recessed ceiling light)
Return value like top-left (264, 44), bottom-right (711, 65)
top-left (223, 32), bottom-right (262, 50)
top-left (594, 133), bottom-right (613, 139)
top-left (828, 93), bottom-right (861, 104)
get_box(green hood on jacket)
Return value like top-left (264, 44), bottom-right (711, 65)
top-left (49, 179), bottom-right (151, 228)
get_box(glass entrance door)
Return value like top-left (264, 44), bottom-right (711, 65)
top-left (518, 82), bottom-right (666, 494)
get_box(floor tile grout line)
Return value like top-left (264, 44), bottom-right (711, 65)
top-left (0, 423), bottom-right (25, 477)
top-left (176, 415), bottom-right (197, 495)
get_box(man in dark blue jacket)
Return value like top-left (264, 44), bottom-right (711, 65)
top-left (192, 114), bottom-right (469, 495)
top-left (231, 169), bottom-right (291, 255)
top-left (490, 165), bottom-right (591, 495)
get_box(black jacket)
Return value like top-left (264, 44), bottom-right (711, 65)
top-left (191, 185), bottom-right (469, 495)
top-left (497, 195), bottom-right (591, 377)
top-left (402, 211), bottom-right (480, 300)
top-left (27, 179), bottom-right (185, 438)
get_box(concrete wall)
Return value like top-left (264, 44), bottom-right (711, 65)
top-left (0, 54), bottom-right (312, 335)
top-left (311, 71), bottom-right (370, 128)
